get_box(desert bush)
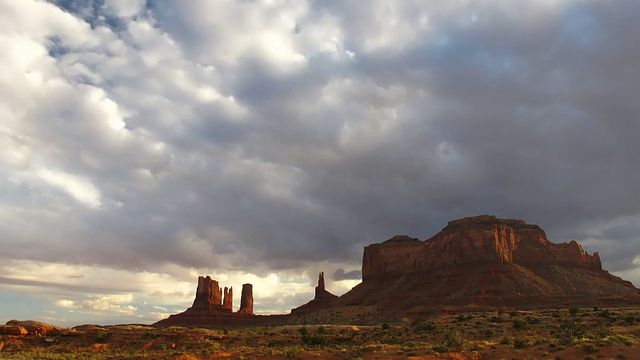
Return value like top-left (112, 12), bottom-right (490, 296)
top-left (500, 336), bottom-right (513, 345)
top-left (569, 306), bottom-right (580, 316)
top-left (95, 330), bottom-right (109, 342)
top-left (536, 337), bottom-right (549, 345)
top-left (604, 334), bottom-right (638, 346)
top-left (282, 345), bottom-right (302, 360)
top-left (581, 343), bottom-right (598, 354)
top-left (513, 337), bottom-right (531, 349)
top-left (513, 319), bottom-right (527, 330)
top-left (444, 330), bottom-right (464, 350)
top-left (527, 315), bottom-right (541, 325)
top-left (432, 345), bottom-right (448, 353)
top-left (412, 319), bottom-right (436, 332)
top-left (598, 309), bottom-right (612, 318)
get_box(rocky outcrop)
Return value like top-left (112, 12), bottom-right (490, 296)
top-left (237, 284), bottom-right (254, 315)
top-left (291, 272), bottom-right (339, 315)
top-left (223, 287), bottom-right (233, 311)
top-left (2, 320), bottom-right (62, 336)
top-left (0, 325), bottom-right (28, 336)
top-left (343, 215), bottom-right (640, 313)
top-left (190, 276), bottom-right (232, 314)
top-left (362, 215), bottom-right (602, 280)
top-left (155, 278), bottom-right (266, 326)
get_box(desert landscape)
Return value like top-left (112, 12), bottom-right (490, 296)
top-left (2, 306), bottom-right (640, 359)
top-left (2, 216), bottom-right (640, 359)
top-left (5, 1), bottom-right (640, 359)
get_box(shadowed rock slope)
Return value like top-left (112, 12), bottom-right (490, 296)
top-left (290, 272), bottom-right (339, 315)
top-left (339, 215), bottom-right (640, 314)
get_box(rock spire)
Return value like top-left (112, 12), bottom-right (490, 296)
top-left (238, 283), bottom-right (254, 315)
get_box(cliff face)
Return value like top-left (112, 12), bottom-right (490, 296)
top-left (237, 284), bottom-right (254, 315)
top-left (343, 215), bottom-right (639, 312)
top-left (362, 215), bottom-right (602, 280)
top-left (190, 276), bottom-right (233, 314)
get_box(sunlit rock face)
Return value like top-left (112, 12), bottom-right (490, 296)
top-left (190, 276), bottom-right (233, 314)
top-left (237, 283), bottom-right (254, 315)
top-left (362, 215), bottom-right (602, 280)
top-left (344, 215), bottom-right (640, 313)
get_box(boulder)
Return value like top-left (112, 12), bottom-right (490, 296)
top-left (0, 325), bottom-right (28, 336)
top-left (2, 320), bottom-right (61, 336)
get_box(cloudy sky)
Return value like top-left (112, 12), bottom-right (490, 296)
top-left (1, 0), bottom-right (639, 326)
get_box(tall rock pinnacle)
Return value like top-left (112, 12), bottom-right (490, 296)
top-left (238, 283), bottom-right (254, 315)
top-left (315, 272), bottom-right (325, 297)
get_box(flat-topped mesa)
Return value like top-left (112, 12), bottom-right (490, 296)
top-left (362, 215), bottom-right (602, 280)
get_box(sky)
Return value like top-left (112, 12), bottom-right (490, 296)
top-left (1, 0), bottom-right (639, 326)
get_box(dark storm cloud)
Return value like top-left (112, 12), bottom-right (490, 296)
top-left (332, 269), bottom-right (362, 281)
top-left (2, 0), bottom-right (640, 284)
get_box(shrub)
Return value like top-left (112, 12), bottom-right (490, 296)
top-left (527, 315), bottom-right (541, 324)
top-left (623, 316), bottom-right (636, 325)
top-left (599, 309), bottom-right (612, 318)
top-left (444, 331), bottom-right (464, 350)
top-left (569, 306), bottom-right (580, 316)
top-left (95, 330), bottom-right (109, 342)
top-left (582, 343), bottom-right (598, 354)
top-left (500, 336), bottom-right (513, 346)
top-left (432, 345), bottom-right (448, 353)
top-left (282, 345), bottom-right (302, 360)
top-left (513, 337), bottom-right (530, 349)
top-left (513, 319), bottom-right (527, 330)
top-left (536, 337), bottom-right (549, 345)
top-left (412, 319), bottom-right (436, 332)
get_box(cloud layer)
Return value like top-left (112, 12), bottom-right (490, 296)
top-left (1, 0), bottom-right (639, 324)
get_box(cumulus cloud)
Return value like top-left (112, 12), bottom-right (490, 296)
top-left (2, 0), bottom-right (640, 323)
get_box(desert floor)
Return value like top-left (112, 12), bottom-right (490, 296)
top-left (1, 306), bottom-right (640, 359)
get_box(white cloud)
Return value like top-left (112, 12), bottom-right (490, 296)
top-left (103, 0), bottom-right (145, 18)
top-left (2, 0), bottom-right (640, 325)
top-left (80, 294), bottom-right (137, 314)
top-left (54, 299), bottom-right (75, 308)
top-left (37, 168), bottom-right (102, 208)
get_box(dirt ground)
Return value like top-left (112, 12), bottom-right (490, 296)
top-left (1, 306), bottom-right (639, 359)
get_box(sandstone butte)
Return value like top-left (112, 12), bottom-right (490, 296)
top-left (155, 215), bottom-right (640, 326)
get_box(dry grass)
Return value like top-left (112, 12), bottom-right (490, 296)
top-left (2, 306), bottom-right (640, 359)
